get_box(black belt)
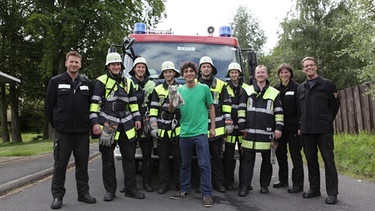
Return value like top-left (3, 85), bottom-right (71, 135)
top-left (160, 111), bottom-right (175, 120)
top-left (102, 101), bottom-right (127, 111)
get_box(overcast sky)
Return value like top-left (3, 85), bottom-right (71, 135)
top-left (155, 0), bottom-right (295, 53)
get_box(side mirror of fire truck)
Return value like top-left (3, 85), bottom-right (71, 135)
top-left (123, 37), bottom-right (136, 50)
top-left (242, 49), bottom-right (257, 85)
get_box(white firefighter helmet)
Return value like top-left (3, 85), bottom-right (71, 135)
top-left (105, 52), bottom-right (123, 66)
top-left (159, 61), bottom-right (180, 79)
top-left (129, 57), bottom-right (150, 77)
top-left (199, 56), bottom-right (217, 76)
top-left (225, 62), bottom-right (242, 77)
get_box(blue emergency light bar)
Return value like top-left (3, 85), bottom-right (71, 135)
top-left (134, 23), bottom-right (231, 37)
top-left (219, 26), bottom-right (231, 37)
top-left (134, 23), bottom-right (146, 34)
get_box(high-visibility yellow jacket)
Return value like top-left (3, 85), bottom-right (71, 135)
top-left (149, 81), bottom-right (181, 139)
top-left (238, 80), bottom-right (284, 151)
top-left (224, 80), bottom-right (250, 144)
top-left (89, 73), bottom-right (141, 142)
top-left (131, 76), bottom-right (155, 138)
top-left (197, 77), bottom-right (232, 139)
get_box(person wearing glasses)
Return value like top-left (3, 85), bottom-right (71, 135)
top-left (296, 57), bottom-right (340, 205)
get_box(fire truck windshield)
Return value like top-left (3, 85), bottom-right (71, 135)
top-left (125, 42), bottom-right (242, 82)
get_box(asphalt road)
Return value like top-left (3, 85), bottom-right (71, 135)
top-left (0, 152), bottom-right (374, 211)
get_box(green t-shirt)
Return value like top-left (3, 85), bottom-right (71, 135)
top-left (178, 83), bottom-right (214, 137)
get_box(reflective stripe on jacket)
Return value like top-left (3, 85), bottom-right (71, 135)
top-left (224, 80), bottom-right (249, 142)
top-left (238, 81), bottom-right (284, 151)
top-left (198, 77), bottom-right (232, 138)
top-left (89, 73), bottom-right (140, 142)
top-left (149, 81), bottom-right (181, 138)
top-left (131, 76), bottom-right (155, 138)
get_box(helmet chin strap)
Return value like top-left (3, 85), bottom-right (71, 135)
top-left (107, 70), bottom-right (122, 78)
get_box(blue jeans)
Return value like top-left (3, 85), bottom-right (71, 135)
top-left (179, 134), bottom-right (212, 196)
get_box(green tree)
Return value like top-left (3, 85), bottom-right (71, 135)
top-left (270, 0), bottom-right (364, 89)
top-left (337, 0), bottom-right (375, 91)
top-left (231, 5), bottom-right (267, 53)
top-left (0, 0), bottom-right (37, 143)
top-left (230, 5), bottom-right (266, 81)
top-left (23, 0), bottom-right (166, 139)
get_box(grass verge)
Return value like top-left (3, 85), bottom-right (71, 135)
top-left (0, 134), bottom-right (53, 156)
top-left (334, 131), bottom-right (375, 182)
top-left (0, 133), bottom-right (98, 156)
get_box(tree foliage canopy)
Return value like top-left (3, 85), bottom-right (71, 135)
top-left (231, 5), bottom-right (266, 54)
top-left (0, 0), bottom-right (166, 138)
top-left (230, 5), bottom-right (267, 82)
top-left (337, 0), bottom-right (375, 85)
top-left (265, 0), bottom-right (372, 89)
top-left (228, 1), bottom-right (374, 90)
top-left (25, 0), bottom-right (166, 81)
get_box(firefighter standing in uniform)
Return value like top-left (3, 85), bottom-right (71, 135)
top-left (273, 63), bottom-right (304, 193)
top-left (237, 65), bottom-right (284, 197)
top-left (149, 61), bottom-right (182, 194)
top-left (90, 52), bottom-right (145, 201)
top-left (46, 51), bottom-right (96, 209)
top-left (128, 57), bottom-right (156, 192)
top-left (223, 62), bottom-right (250, 191)
top-left (198, 56), bottom-right (232, 193)
top-left (297, 57), bottom-right (340, 205)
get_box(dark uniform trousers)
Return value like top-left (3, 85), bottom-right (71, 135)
top-left (157, 134), bottom-right (181, 189)
top-left (51, 131), bottom-right (90, 198)
top-left (223, 136), bottom-right (242, 187)
top-left (137, 135), bottom-right (153, 185)
top-left (209, 137), bottom-right (225, 187)
top-left (302, 134), bottom-right (338, 195)
top-left (240, 149), bottom-right (272, 189)
top-left (99, 125), bottom-right (137, 194)
top-left (275, 132), bottom-right (304, 187)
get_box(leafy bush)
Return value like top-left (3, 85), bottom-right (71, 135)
top-left (334, 132), bottom-right (375, 181)
top-left (20, 100), bottom-right (44, 133)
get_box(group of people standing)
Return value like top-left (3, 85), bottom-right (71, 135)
top-left (45, 50), bottom-right (340, 209)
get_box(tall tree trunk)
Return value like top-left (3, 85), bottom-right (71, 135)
top-left (42, 115), bottom-right (49, 139)
top-left (0, 84), bottom-right (10, 143)
top-left (58, 53), bottom-right (65, 74)
top-left (9, 84), bottom-right (22, 143)
top-left (42, 78), bottom-right (49, 139)
top-left (42, 116), bottom-right (53, 139)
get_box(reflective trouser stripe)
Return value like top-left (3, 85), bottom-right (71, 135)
top-left (242, 140), bottom-right (271, 150)
top-left (225, 135), bottom-right (243, 144)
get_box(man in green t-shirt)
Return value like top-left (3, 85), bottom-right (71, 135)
top-left (169, 61), bottom-right (216, 208)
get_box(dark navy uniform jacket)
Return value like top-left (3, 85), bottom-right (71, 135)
top-left (274, 80), bottom-right (299, 134)
top-left (45, 72), bottom-right (92, 133)
top-left (297, 76), bottom-right (340, 134)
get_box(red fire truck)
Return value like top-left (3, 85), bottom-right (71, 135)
top-left (110, 23), bottom-right (257, 83)
top-left (112, 23), bottom-right (257, 162)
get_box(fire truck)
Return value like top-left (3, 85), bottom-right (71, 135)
top-left (110, 23), bottom-right (257, 83)
top-left (112, 23), bottom-right (257, 162)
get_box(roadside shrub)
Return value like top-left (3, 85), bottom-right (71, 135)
top-left (334, 132), bottom-right (375, 181)
top-left (20, 100), bottom-right (44, 133)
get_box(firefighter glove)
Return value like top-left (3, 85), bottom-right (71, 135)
top-left (225, 119), bottom-right (234, 134)
top-left (225, 124), bottom-right (234, 134)
top-left (149, 117), bottom-right (158, 139)
top-left (99, 120), bottom-right (118, 147)
top-left (150, 129), bottom-right (159, 139)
